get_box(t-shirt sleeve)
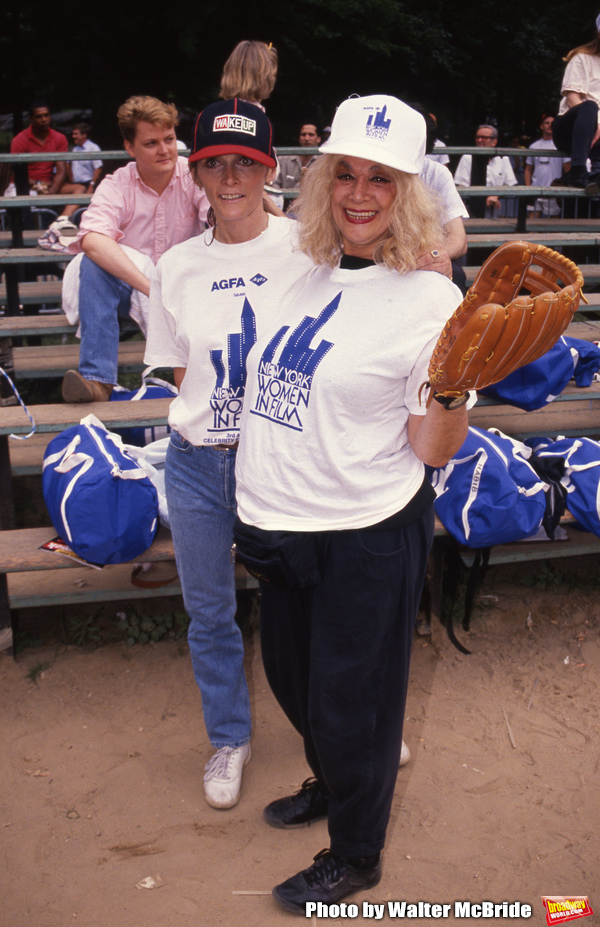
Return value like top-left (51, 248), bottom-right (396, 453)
top-left (561, 55), bottom-right (588, 95)
top-left (144, 263), bottom-right (189, 370)
top-left (437, 165), bottom-right (470, 220)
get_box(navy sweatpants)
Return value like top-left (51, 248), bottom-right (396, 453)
top-left (259, 508), bottom-right (434, 858)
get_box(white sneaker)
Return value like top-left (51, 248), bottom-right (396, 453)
top-left (399, 739), bottom-right (411, 767)
top-left (203, 743), bottom-right (251, 809)
top-left (52, 216), bottom-right (79, 236)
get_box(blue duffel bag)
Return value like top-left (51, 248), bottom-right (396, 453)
top-left (42, 413), bottom-right (159, 565)
top-left (479, 337), bottom-right (576, 411)
top-left (431, 427), bottom-right (550, 548)
top-left (526, 434), bottom-right (600, 538)
top-left (109, 374), bottom-right (177, 447)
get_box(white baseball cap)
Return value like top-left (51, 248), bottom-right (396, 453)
top-left (319, 94), bottom-right (426, 174)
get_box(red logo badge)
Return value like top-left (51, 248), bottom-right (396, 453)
top-left (542, 897), bottom-right (594, 926)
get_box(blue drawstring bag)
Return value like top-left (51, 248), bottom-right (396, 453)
top-left (480, 338), bottom-right (576, 411)
top-left (563, 336), bottom-right (600, 387)
top-left (110, 374), bottom-right (177, 447)
top-left (431, 427), bottom-right (549, 548)
top-left (42, 414), bottom-right (159, 564)
top-left (526, 435), bottom-right (600, 537)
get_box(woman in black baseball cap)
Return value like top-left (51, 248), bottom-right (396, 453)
top-left (144, 99), bottom-right (311, 812)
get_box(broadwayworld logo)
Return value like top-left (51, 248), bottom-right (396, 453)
top-left (542, 897), bottom-right (594, 926)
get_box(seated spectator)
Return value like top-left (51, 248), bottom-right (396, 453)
top-left (525, 115), bottom-right (570, 218)
top-left (552, 15), bottom-right (600, 193)
top-left (454, 124), bottom-right (518, 218)
top-left (10, 101), bottom-right (68, 194)
top-left (61, 95), bottom-right (208, 403)
top-left (218, 40), bottom-right (284, 213)
top-left (426, 113), bottom-right (450, 165)
top-left (59, 123), bottom-right (103, 218)
top-left (276, 123), bottom-right (322, 192)
top-left (219, 39), bottom-right (278, 109)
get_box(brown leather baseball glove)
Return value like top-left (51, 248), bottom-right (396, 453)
top-left (426, 241), bottom-right (585, 402)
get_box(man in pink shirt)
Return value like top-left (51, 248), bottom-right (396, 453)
top-left (10, 101), bottom-right (68, 192)
top-left (62, 95), bottom-right (209, 403)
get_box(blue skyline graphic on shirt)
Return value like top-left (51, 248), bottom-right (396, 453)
top-left (208, 297), bottom-right (257, 433)
top-left (251, 292), bottom-right (341, 431)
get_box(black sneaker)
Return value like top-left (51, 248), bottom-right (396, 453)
top-left (273, 848), bottom-right (382, 914)
top-left (263, 777), bottom-right (329, 829)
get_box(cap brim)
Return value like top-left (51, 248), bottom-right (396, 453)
top-left (188, 144), bottom-right (275, 168)
top-left (319, 138), bottom-right (420, 174)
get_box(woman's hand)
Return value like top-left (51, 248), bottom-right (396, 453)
top-left (416, 248), bottom-right (452, 279)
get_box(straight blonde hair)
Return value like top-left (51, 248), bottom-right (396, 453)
top-left (564, 35), bottom-right (600, 62)
top-left (219, 41), bottom-right (278, 104)
top-left (296, 154), bottom-right (443, 272)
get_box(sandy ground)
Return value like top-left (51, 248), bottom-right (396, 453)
top-left (1, 562), bottom-right (599, 927)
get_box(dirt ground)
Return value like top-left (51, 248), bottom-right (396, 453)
top-left (1, 560), bottom-right (599, 927)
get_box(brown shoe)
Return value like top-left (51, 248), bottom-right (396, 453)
top-left (62, 370), bottom-right (114, 403)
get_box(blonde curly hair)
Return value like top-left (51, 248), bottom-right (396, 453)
top-left (295, 154), bottom-right (443, 273)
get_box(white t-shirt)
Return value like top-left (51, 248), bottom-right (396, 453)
top-left (236, 262), bottom-right (462, 531)
top-left (71, 139), bottom-right (103, 185)
top-left (525, 139), bottom-right (569, 185)
top-left (420, 158), bottom-right (469, 221)
top-left (559, 52), bottom-right (600, 115)
top-left (144, 216), bottom-right (312, 446)
top-left (454, 154), bottom-right (518, 187)
top-left (426, 139), bottom-right (450, 166)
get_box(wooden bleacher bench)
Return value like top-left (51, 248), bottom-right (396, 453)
top-left (465, 230), bottom-right (600, 249)
top-left (9, 339), bottom-right (146, 379)
top-left (1, 279), bottom-right (63, 308)
top-left (0, 246), bottom-right (74, 266)
top-left (0, 312), bottom-right (143, 379)
top-left (1, 526), bottom-right (257, 610)
top-left (0, 230), bottom-right (43, 247)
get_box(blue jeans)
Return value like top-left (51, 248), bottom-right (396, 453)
top-left (165, 431), bottom-right (251, 748)
top-left (78, 256), bottom-right (134, 385)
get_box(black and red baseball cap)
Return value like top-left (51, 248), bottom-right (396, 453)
top-left (189, 99), bottom-right (276, 167)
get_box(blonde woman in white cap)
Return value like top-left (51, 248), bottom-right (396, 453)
top-left (552, 14), bottom-right (600, 193)
top-left (234, 94), bottom-right (469, 913)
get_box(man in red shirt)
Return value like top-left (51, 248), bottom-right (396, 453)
top-left (10, 101), bottom-right (68, 193)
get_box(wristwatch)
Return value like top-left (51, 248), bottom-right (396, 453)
top-left (432, 391), bottom-right (469, 410)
